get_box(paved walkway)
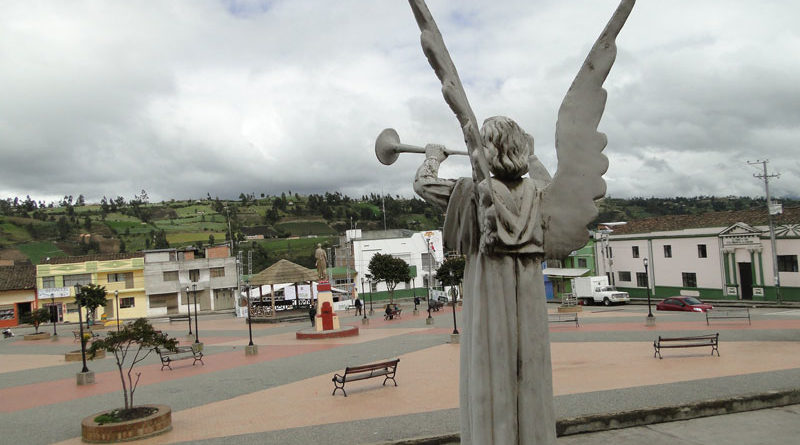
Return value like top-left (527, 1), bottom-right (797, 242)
top-left (1, 302), bottom-right (799, 444)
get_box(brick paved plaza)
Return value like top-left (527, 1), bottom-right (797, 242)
top-left (2, 302), bottom-right (800, 444)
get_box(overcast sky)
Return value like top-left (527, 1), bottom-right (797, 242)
top-left (1, 0), bottom-right (798, 204)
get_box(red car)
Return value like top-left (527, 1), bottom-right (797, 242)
top-left (656, 296), bottom-right (713, 312)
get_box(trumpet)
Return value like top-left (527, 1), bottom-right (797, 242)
top-left (375, 128), bottom-right (468, 165)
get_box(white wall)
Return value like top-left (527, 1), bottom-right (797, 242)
top-left (352, 230), bottom-right (443, 293)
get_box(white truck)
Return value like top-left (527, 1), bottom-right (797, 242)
top-left (572, 276), bottom-right (630, 306)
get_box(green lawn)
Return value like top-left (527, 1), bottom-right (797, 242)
top-left (257, 236), bottom-right (335, 254)
top-left (274, 220), bottom-right (336, 236)
top-left (166, 232), bottom-right (227, 244)
top-left (17, 241), bottom-right (66, 264)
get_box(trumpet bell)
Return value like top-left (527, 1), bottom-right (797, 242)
top-left (375, 128), bottom-right (401, 165)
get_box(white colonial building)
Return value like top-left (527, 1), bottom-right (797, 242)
top-left (340, 229), bottom-right (444, 294)
top-left (597, 207), bottom-right (800, 302)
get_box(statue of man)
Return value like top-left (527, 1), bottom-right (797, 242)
top-left (403, 1), bottom-right (634, 443)
top-left (314, 244), bottom-right (327, 280)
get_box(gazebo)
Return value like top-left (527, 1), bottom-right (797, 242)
top-left (247, 259), bottom-right (318, 318)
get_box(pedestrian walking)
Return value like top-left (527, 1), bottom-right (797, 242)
top-left (309, 303), bottom-right (316, 327)
top-left (354, 297), bottom-right (363, 316)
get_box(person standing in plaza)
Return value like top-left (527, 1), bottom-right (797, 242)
top-left (354, 296), bottom-right (362, 316)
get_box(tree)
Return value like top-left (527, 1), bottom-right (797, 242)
top-left (21, 308), bottom-right (51, 334)
top-left (208, 234), bottom-right (215, 245)
top-left (368, 253), bottom-right (411, 303)
top-left (76, 284), bottom-right (108, 326)
top-left (435, 256), bottom-right (466, 300)
top-left (89, 318), bottom-right (178, 410)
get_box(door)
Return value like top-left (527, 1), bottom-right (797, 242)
top-left (738, 263), bottom-right (753, 300)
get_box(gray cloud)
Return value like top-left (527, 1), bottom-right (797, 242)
top-left (1, 0), bottom-right (798, 204)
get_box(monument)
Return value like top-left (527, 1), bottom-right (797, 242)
top-left (377, 1), bottom-right (635, 443)
top-left (314, 244), bottom-right (327, 280)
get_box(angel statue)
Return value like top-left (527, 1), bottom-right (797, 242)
top-left (404, 0), bottom-right (635, 444)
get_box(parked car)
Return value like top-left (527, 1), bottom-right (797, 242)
top-left (656, 296), bottom-right (713, 312)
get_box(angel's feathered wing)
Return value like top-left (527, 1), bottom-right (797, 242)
top-left (541, 0), bottom-right (635, 259)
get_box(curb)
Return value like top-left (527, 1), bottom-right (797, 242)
top-left (378, 389), bottom-right (800, 444)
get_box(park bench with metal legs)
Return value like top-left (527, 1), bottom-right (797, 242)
top-left (384, 308), bottom-right (402, 320)
top-left (653, 333), bottom-right (719, 359)
top-left (548, 313), bottom-right (579, 327)
top-left (73, 330), bottom-right (100, 342)
top-left (428, 300), bottom-right (443, 312)
top-left (706, 308), bottom-right (751, 325)
top-left (332, 359), bottom-right (399, 397)
top-left (155, 346), bottom-right (204, 370)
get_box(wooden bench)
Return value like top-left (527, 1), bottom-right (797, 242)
top-left (706, 308), bottom-right (751, 325)
top-left (653, 333), bottom-right (719, 359)
top-left (72, 330), bottom-right (100, 342)
top-left (332, 359), bottom-right (399, 397)
top-left (428, 300), bottom-right (443, 312)
top-left (384, 308), bottom-right (402, 320)
top-left (548, 313), bottom-right (579, 327)
top-left (155, 345), bottom-right (204, 370)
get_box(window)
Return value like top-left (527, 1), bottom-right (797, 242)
top-left (664, 245), bottom-right (672, 258)
top-left (64, 273), bottom-right (92, 287)
top-left (120, 297), bottom-right (135, 308)
top-left (189, 269), bottom-right (200, 282)
top-left (632, 246), bottom-right (639, 258)
top-left (636, 272), bottom-right (648, 287)
top-left (618, 271), bottom-right (631, 282)
top-left (682, 272), bottom-right (697, 288)
top-left (778, 255), bottom-right (799, 272)
top-left (41, 276), bottom-right (55, 288)
top-left (608, 246), bottom-right (613, 258)
top-left (107, 272), bottom-right (133, 283)
top-left (210, 267), bottom-right (225, 278)
top-left (163, 271), bottom-right (178, 282)
top-left (577, 258), bottom-right (587, 268)
top-left (697, 244), bottom-right (707, 258)
top-left (66, 303), bottom-right (79, 314)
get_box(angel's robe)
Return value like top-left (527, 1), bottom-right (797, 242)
top-left (415, 162), bottom-right (556, 445)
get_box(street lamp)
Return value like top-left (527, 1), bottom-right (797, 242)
top-left (185, 286), bottom-right (192, 335)
top-left (114, 290), bottom-right (120, 333)
top-left (360, 278), bottom-right (368, 322)
top-left (75, 285), bottom-right (89, 373)
top-left (245, 283), bottom-right (253, 347)
top-left (192, 283), bottom-right (199, 344)
top-left (644, 257), bottom-right (655, 326)
top-left (366, 274), bottom-right (374, 315)
top-left (450, 271), bottom-right (459, 335)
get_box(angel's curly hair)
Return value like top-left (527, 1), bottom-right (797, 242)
top-left (481, 116), bottom-right (531, 179)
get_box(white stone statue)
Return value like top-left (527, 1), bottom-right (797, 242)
top-left (407, 1), bottom-right (635, 443)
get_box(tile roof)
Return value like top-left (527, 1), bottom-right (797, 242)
top-left (610, 206), bottom-right (800, 235)
top-left (0, 265), bottom-right (36, 291)
top-left (41, 252), bottom-right (143, 265)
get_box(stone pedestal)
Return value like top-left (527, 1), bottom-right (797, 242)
top-left (450, 333), bottom-right (460, 344)
top-left (426, 317), bottom-right (434, 325)
top-left (645, 315), bottom-right (656, 327)
top-left (245, 344), bottom-right (258, 356)
top-left (314, 282), bottom-right (340, 331)
top-left (413, 309), bottom-right (419, 315)
top-left (361, 317), bottom-right (369, 325)
top-left (76, 371), bottom-right (95, 386)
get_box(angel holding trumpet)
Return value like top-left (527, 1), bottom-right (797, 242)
top-left (378, 0), bottom-right (636, 443)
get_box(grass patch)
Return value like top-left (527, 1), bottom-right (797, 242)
top-left (166, 232), bottom-right (226, 244)
top-left (255, 236), bottom-right (335, 254)
top-left (17, 241), bottom-right (66, 264)
top-left (274, 220), bottom-right (335, 236)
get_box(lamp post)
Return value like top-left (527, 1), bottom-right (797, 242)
top-left (114, 290), bottom-right (120, 332)
top-left (360, 278), bottom-right (368, 323)
top-left (366, 274), bottom-right (374, 315)
top-left (246, 284), bottom-right (253, 346)
top-left (75, 285), bottom-right (89, 373)
top-left (185, 286), bottom-right (193, 335)
top-left (192, 283), bottom-right (199, 344)
top-left (644, 257), bottom-right (655, 326)
top-left (450, 271), bottom-right (459, 335)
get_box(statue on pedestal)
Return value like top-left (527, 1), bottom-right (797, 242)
top-left (314, 244), bottom-right (327, 280)
top-left (393, 1), bottom-right (635, 443)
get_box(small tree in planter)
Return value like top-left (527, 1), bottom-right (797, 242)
top-left (89, 318), bottom-right (178, 415)
top-left (75, 283), bottom-right (108, 327)
top-left (435, 256), bottom-right (465, 294)
top-left (22, 308), bottom-right (52, 334)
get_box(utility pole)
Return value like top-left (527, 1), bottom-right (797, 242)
top-left (749, 160), bottom-right (781, 302)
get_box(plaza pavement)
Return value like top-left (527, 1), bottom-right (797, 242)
top-left (1, 302), bottom-right (800, 444)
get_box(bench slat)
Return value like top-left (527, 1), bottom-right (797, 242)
top-left (654, 333), bottom-right (719, 359)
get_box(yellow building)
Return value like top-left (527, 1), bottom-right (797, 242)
top-left (36, 253), bottom-right (146, 324)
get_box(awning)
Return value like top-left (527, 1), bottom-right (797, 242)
top-left (542, 268), bottom-right (590, 277)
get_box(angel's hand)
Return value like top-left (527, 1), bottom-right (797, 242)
top-left (425, 144), bottom-right (448, 163)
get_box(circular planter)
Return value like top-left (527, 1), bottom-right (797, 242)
top-left (65, 349), bottom-right (106, 362)
top-left (23, 332), bottom-right (51, 341)
top-left (82, 404), bottom-right (171, 443)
